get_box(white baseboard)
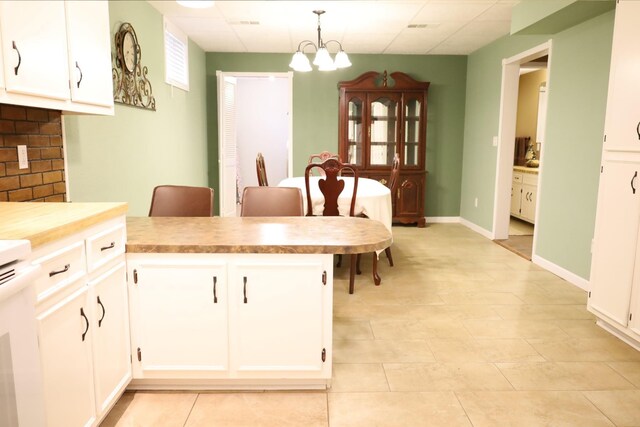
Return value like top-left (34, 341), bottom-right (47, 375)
top-left (425, 216), bottom-right (460, 223)
top-left (459, 218), bottom-right (494, 239)
top-left (532, 254), bottom-right (590, 291)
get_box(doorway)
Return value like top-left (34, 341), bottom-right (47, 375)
top-left (492, 41), bottom-right (552, 261)
top-left (216, 71), bottom-right (293, 217)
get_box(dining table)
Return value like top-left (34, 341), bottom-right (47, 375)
top-left (277, 176), bottom-right (393, 255)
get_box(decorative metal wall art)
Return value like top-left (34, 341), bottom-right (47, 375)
top-left (112, 22), bottom-right (156, 110)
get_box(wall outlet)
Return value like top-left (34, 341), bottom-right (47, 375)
top-left (474, 197), bottom-right (478, 208)
top-left (17, 145), bottom-right (28, 169)
top-left (492, 136), bottom-right (498, 147)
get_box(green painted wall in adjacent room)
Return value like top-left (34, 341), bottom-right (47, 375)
top-left (64, 0), bottom-right (208, 216)
top-left (460, 10), bottom-right (614, 280)
top-left (206, 53), bottom-right (468, 217)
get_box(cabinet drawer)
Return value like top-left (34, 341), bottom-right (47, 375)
top-left (33, 240), bottom-right (86, 302)
top-left (523, 173), bottom-right (538, 186)
top-left (512, 173), bottom-right (523, 183)
top-left (86, 224), bottom-right (126, 272)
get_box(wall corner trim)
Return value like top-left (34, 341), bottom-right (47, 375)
top-left (532, 254), bottom-right (590, 291)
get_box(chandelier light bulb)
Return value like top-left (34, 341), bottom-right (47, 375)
top-left (289, 51), bottom-right (312, 72)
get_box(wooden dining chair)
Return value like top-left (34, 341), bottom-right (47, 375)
top-left (148, 185), bottom-right (214, 217)
top-left (307, 151), bottom-right (341, 176)
top-left (240, 186), bottom-right (304, 217)
top-left (305, 158), bottom-right (377, 294)
top-left (384, 153), bottom-right (400, 266)
top-left (256, 152), bottom-right (268, 186)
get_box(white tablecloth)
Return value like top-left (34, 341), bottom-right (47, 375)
top-left (278, 176), bottom-right (393, 254)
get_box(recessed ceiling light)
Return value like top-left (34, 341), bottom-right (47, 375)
top-left (176, 0), bottom-right (214, 9)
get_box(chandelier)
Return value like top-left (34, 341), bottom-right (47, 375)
top-left (289, 10), bottom-right (351, 72)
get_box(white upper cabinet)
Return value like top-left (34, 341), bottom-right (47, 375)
top-left (0, 0), bottom-right (113, 114)
top-left (65, 1), bottom-right (113, 108)
top-left (602, 0), bottom-right (640, 152)
top-left (0, 1), bottom-right (70, 100)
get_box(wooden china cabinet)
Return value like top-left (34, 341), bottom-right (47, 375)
top-left (338, 71), bottom-right (429, 227)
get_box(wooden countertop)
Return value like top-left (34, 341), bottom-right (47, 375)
top-left (513, 166), bottom-right (539, 174)
top-left (0, 202), bottom-right (128, 248)
top-left (126, 216), bottom-right (392, 255)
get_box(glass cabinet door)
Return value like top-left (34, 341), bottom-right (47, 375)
top-left (369, 95), bottom-right (400, 167)
top-left (347, 96), bottom-right (364, 166)
top-left (404, 96), bottom-right (422, 167)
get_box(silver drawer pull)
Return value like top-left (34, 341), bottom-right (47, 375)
top-left (100, 241), bottom-right (115, 252)
top-left (49, 263), bottom-right (70, 277)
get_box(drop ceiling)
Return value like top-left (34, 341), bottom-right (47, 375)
top-left (148, 1), bottom-right (520, 55)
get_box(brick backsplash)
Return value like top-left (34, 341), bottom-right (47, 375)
top-left (0, 104), bottom-right (66, 202)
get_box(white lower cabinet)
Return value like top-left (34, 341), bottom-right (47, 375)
top-left (127, 253), bottom-right (333, 387)
top-left (510, 170), bottom-right (538, 224)
top-left (33, 216), bottom-right (130, 426)
top-left (128, 258), bottom-right (228, 378)
top-left (37, 283), bottom-right (96, 427)
top-left (230, 260), bottom-right (327, 376)
top-left (90, 262), bottom-right (131, 416)
top-left (589, 154), bottom-right (640, 340)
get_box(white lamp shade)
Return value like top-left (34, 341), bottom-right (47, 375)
top-left (334, 50), bottom-right (352, 68)
top-left (289, 51), bottom-right (312, 72)
top-left (313, 47), bottom-right (333, 68)
top-left (318, 60), bottom-right (337, 71)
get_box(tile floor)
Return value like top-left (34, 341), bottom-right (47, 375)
top-left (101, 224), bottom-right (640, 427)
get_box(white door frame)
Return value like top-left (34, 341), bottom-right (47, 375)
top-left (493, 41), bottom-right (552, 257)
top-left (216, 71), bottom-right (293, 216)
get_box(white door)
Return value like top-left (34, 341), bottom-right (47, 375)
top-left (37, 284), bottom-right (96, 427)
top-left (65, 0), bottom-right (113, 107)
top-left (589, 156), bottom-right (640, 326)
top-left (129, 259), bottom-right (228, 378)
top-left (89, 262), bottom-right (131, 416)
top-left (0, 1), bottom-right (70, 100)
top-left (217, 74), bottom-right (238, 217)
top-left (229, 258), bottom-right (327, 376)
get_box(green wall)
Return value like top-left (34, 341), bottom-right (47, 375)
top-left (206, 54), bottom-right (468, 217)
top-left (460, 10), bottom-right (615, 279)
top-left (64, 1), bottom-right (208, 216)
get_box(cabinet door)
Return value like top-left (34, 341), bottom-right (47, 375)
top-left (521, 183), bottom-right (537, 223)
top-left (401, 92), bottom-right (425, 170)
top-left (511, 182), bottom-right (523, 216)
top-left (589, 157), bottom-right (640, 326)
top-left (602, 1), bottom-right (640, 152)
top-left (65, 0), bottom-right (114, 108)
top-left (229, 258), bottom-right (328, 377)
top-left (37, 284), bottom-right (96, 427)
top-left (369, 93), bottom-right (401, 168)
top-left (129, 259), bottom-right (228, 378)
top-left (342, 92), bottom-right (366, 166)
top-left (90, 261), bottom-right (131, 416)
top-left (396, 174), bottom-right (424, 220)
top-left (0, 1), bottom-right (70, 100)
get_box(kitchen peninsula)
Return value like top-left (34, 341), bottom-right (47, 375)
top-left (0, 204), bottom-right (391, 426)
top-left (125, 216), bottom-right (391, 390)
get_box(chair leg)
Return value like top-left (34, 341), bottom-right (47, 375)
top-left (385, 246), bottom-right (394, 267)
top-left (349, 254), bottom-right (357, 294)
top-left (336, 254), bottom-right (342, 268)
top-left (356, 253), bottom-right (362, 274)
top-left (373, 253), bottom-right (381, 286)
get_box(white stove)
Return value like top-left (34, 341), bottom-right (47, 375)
top-left (0, 239), bottom-right (46, 427)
